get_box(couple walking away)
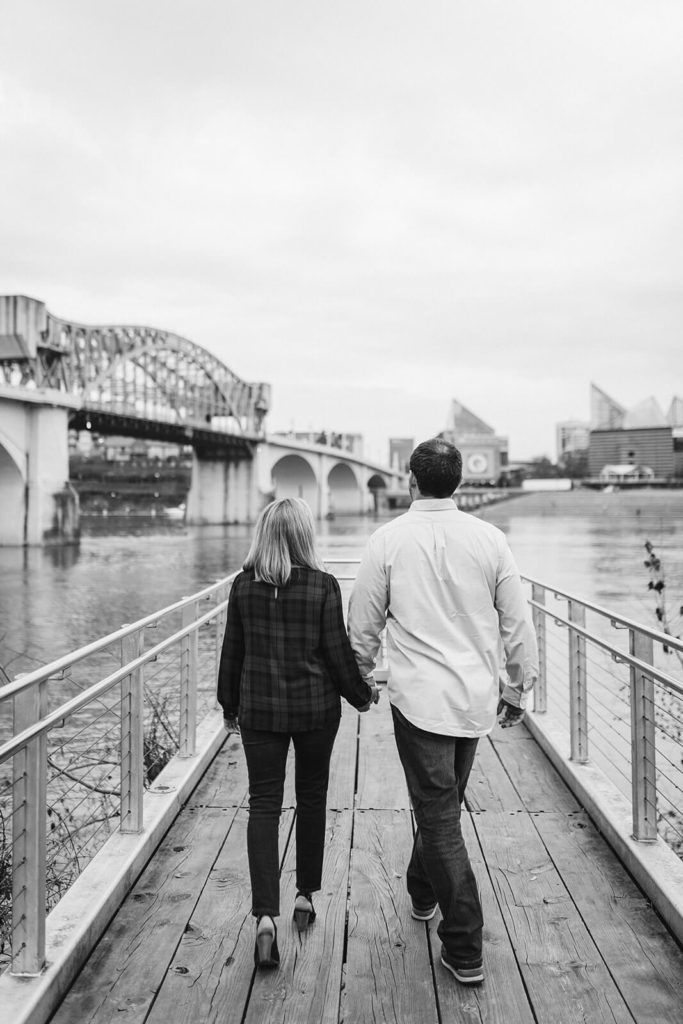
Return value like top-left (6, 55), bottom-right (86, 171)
top-left (217, 437), bottom-right (538, 984)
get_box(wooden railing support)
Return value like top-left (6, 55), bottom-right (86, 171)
top-left (568, 600), bottom-right (589, 763)
top-left (629, 628), bottom-right (658, 842)
top-left (179, 600), bottom-right (198, 757)
top-left (120, 628), bottom-right (145, 834)
top-left (532, 583), bottom-right (546, 712)
top-left (11, 679), bottom-right (48, 975)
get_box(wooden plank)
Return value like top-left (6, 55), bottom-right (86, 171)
top-left (185, 734), bottom-right (248, 808)
top-left (341, 808), bottom-right (439, 1024)
top-left (467, 733), bottom-right (526, 814)
top-left (327, 703), bottom-right (359, 810)
top-left (490, 723), bottom-right (580, 814)
top-left (50, 803), bottom-right (239, 1024)
top-left (244, 810), bottom-right (352, 1024)
top-left (430, 812), bottom-right (535, 1024)
top-left (145, 809), bottom-right (295, 1024)
top-left (356, 696), bottom-right (410, 810)
top-left (534, 810), bottom-right (683, 1022)
top-left (473, 809), bottom-right (635, 1023)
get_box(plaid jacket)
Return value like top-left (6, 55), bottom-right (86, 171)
top-left (217, 568), bottom-right (373, 731)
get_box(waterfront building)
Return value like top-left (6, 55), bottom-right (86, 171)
top-left (439, 399), bottom-right (508, 484)
top-left (599, 464), bottom-right (656, 484)
top-left (388, 437), bottom-right (413, 473)
top-left (588, 383), bottom-right (683, 480)
top-left (556, 420), bottom-right (590, 465)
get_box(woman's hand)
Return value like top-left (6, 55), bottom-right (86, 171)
top-left (223, 715), bottom-right (240, 734)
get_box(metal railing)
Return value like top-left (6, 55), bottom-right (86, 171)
top-left (524, 575), bottom-right (683, 852)
top-left (0, 573), bottom-right (236, 976)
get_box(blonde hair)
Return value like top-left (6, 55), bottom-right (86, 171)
top-left (243, 498), bottom-right (324, 586)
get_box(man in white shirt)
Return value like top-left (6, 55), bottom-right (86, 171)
top-left (348, 438), bottom-right (538, 986)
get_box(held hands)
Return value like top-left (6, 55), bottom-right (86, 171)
top-left (359, 684), bottom-right (381, 713)
top-left (223, 715), bottom-right (240, 734)
top-left (496, 698), bottom-right (525, 729)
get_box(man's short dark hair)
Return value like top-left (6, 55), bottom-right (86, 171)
top-left (409, 438), bottom-right (463, 497)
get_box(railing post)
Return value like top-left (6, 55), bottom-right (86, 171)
top-left (179, 599), bottom-right (198, 757)
top-left (568, 600), bottom-right (589, 763)
top-left (629, 627), bottom-right (657, 842)
top-left (11, 679), bottom-right (48, 975)
top-left (531, 583), bottom-right (546, 713)
top-left (120, 628), bottom-right (145, 834)
top-left (215, 582), bottom-right (227, 684)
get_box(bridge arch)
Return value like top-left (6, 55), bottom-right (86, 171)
top-left (271, 454), bottom-right (318, 511)
top-left (327, 462), bottom-right (362, 514)
top-left (367, 472), bottom-right (388, 513)
top-left (0, 430), bottom-right (27, 544)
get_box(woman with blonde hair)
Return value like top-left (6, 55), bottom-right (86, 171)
top-left (217, 497), bottom-right (378, 968)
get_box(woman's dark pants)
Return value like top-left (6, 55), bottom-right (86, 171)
top-left (240, 719), bottom-right (340, 919)
top-left (391, 705), bottom-right (483, 968)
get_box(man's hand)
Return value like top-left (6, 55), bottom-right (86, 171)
top-left (223, 715), bottom-right (240, 734)
top-left (359, 685), bottom-right (381, 713)
top-left (497, 698), bottom-right (525, 729)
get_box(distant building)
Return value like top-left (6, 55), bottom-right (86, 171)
top-left (599, 464), bottom-right (655, 484)
top-left (271, 430), bottom-right (363, 455)
top-left (588, 383), bottom-right (683, 479)
top-left (590, 384), bottom-right (626, 431)
top-left (556, 420), bottom-right (590, 464)
top-left (439, 400), bottom-right (508, 484)
top-left (389, 438), bottom-right (413, 474)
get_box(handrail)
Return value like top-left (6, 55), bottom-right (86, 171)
top-left (1, 573), bottom-right (237, 976)
top-left (523, 573), bottom-right (683, 654)
top-left (0, 575), bottom-right (234, 702)
top-left (0, 599), bottom-right (229, 764)
top-left (522, 575), bottom-right (682, 852)
top-left (526, 599), bottom-right (683, 696)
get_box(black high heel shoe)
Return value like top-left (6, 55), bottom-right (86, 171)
top-left (254, 915), bottom-right (280, 968)
top-left (293, 892), bottom-right (316, 931)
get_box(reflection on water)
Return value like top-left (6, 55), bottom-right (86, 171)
top-left (1, 491), bottom-right (683, 680)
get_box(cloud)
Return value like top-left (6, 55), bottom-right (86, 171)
top-left (1, 0), bottom-right (682, 462)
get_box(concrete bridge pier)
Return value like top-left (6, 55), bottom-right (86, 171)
top-left (185, 451), bottom-right (258, 525)
top-left (0, 393), bottom-right (79, 545)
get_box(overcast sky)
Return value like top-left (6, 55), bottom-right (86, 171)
top-left (1, 1), bottom-right (682, 462)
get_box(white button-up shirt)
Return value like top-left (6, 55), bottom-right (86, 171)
top-left (347, 498), bottom-right (539, 737)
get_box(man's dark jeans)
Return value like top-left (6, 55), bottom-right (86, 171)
top-left (391, 705), bottom-right (483, 967)
top-left (240, 719), bottom-right (340, 918)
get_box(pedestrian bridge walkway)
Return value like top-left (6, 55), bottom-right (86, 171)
top-left (48, 698), bottom-right (683, 1024)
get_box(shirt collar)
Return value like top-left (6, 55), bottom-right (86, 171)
top-left (410, 497), bottom-right (458, 511)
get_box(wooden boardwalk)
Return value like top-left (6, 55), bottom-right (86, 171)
top-left (49, 697), bottom-right (683, 1024)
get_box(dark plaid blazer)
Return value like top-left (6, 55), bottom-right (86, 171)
top-left (217, 568), bottom-right (373, 731)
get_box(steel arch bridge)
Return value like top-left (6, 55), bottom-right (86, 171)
top-left (0, 296), bottom-right (270, 444)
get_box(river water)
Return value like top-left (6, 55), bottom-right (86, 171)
top-left (1, 488), bottom-right (683, 681)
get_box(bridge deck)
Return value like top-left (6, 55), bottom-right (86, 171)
top-left (49, 697), bottom-right (683, 1024)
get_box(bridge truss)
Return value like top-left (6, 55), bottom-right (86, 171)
top-left (0, 297), bottom-right (270, 440)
